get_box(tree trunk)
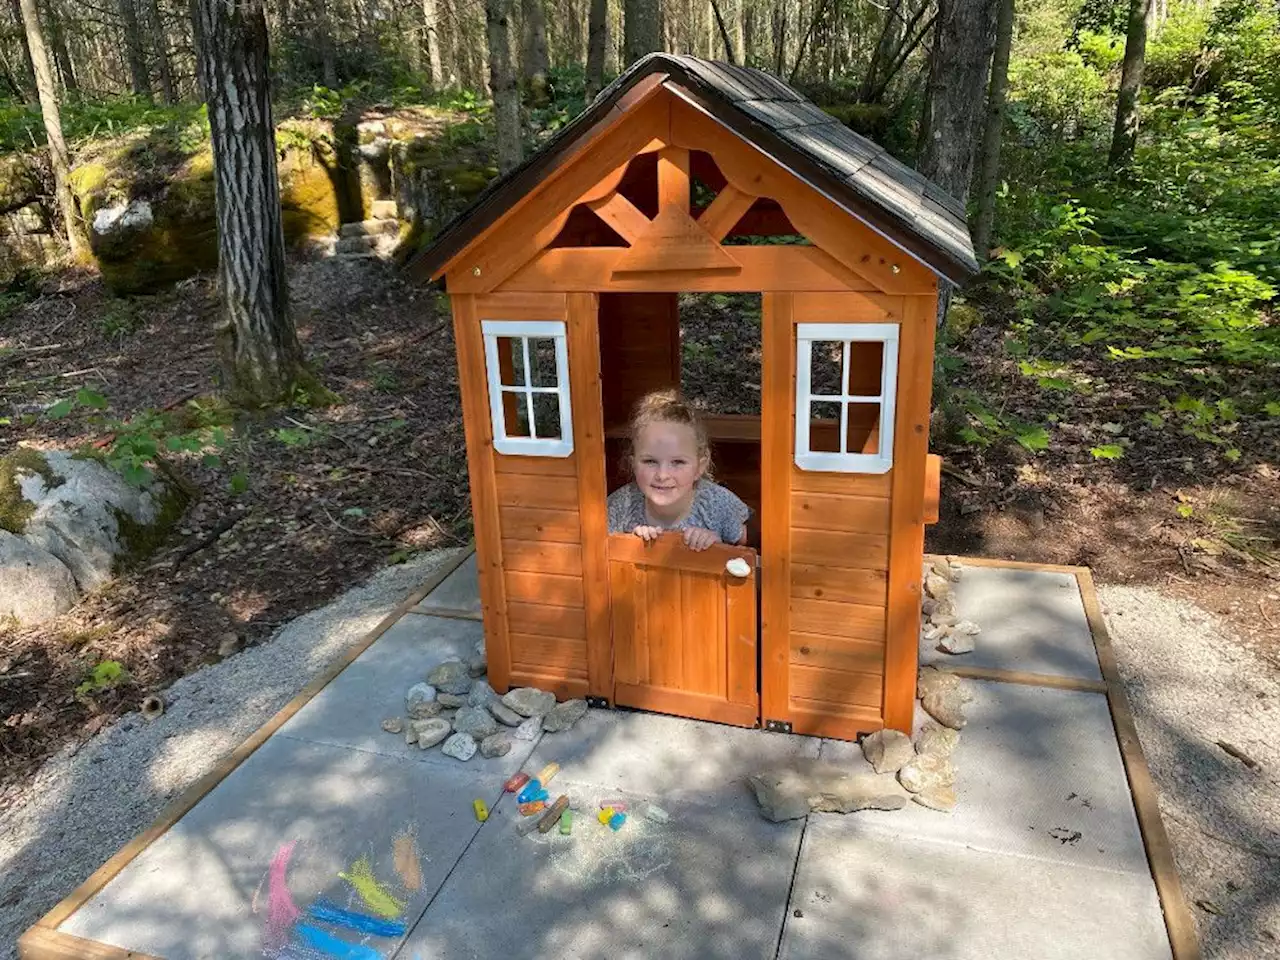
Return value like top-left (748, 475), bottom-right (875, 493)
top-left (146, 0), bottom-right (176, 102)
top-left (46, 0), bottom-right (77, 94)
top-left (486, 0), bottom-right (522, 174)
top-left (566, 0), bottom-right (583, 62)
top-left (971, 0), bottom-right (1013, 256)
top-left (422, 0), bottom-right (442, 85)
top-left (1110, 0), bottom-right (1151, 165)
top-left (918, 0), bottom-right (997, 207)
top-left (316, 1), bottom-right (338, 87)
top-left (585, 0), bottom-right (606, 98)
top-left (117, 0), bottom-right (151, 96)
top-left (194, 0), bottom-right (302, 407)
top-left (520, 0), bottom-right (548, 101)
top-left (9, 0), bottom-right (36, 94)
top-left (622, 0), bottom-right (658, 65)
top-left (17, 0), bottom-right (84, 257)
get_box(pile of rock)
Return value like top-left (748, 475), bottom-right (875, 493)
top-left (922, 556), bottom-right (980, 655)
top-left (382, 641), bottom-right (589, 761)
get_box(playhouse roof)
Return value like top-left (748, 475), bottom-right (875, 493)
top-left (409, 53), bottom-right (979, 286)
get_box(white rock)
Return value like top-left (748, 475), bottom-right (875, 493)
top-left (0, 530), bottom-right (78, 625)
top-left (915, 723), bottom-right (960, 758)
top-left (405, 682), bottom-right (438, 718)
top-left (513, 716), bottom-right (542, 741)
top-left (924, 573), bottom-right (952, 600)
top-left (938, 632), bottom-right (975, 655)
top-left (954, 620), bottom-right (981, 636)
top-left (861, 729), bottom-right (915, 774)
top-left (410, 717), bottom-right (451, 749)
top-left (92, 199), bottom-right (153, 235)
top-left (442, 732), bottom-right (477, 761)
top-left (922, 687), bottom-right (967, 730)
top-left (917, 665), bottom-right (961, 700)
top-left (898, 754), bottom-right (956, 794)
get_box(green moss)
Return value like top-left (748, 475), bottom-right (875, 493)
top-left (280, 150), bottom-right (343, 241)
top-left (946, 303), bottom-right (984, 338)
top-left (443, 165), bottom-right (493, 197)
top-left (110, 473), bottom-right (190, 573)
top-left (0, 448), bottom-right (63, 534)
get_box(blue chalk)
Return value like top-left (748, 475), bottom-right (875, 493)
top-left (294, 922), bottom-right (385, 960)
top-left (308, 899), bottom-right (407, 938)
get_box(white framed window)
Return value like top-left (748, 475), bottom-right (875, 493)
top-left (481, 320), bottom-right (574, 458)
top-left (794, 322), bottom-right (898, 474)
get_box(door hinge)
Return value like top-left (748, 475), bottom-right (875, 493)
top-left (586, 696), bottom-right (611, 709)
top-left (764, 719), bottom-right (792, 734)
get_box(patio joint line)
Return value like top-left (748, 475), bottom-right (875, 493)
top-left (772, 814), bottom-right (810, 960)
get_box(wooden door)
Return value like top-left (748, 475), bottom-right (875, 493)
top-left (608, 532), bottom-right (759, 727)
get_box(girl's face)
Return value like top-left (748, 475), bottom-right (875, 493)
top-left (633, 421), bottom-right (707, 516)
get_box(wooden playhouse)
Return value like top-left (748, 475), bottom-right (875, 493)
top-left (410, 53), bottom-right (978, 738)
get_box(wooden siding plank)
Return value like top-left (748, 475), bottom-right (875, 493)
top-left (497, 505), bottom-right (582, 543)
top-left (791, 528), bottom-right (889, 569)
top-left (502, 539), bottom-right (584, 576)
top-left (789, 663), bottom-right (883, 709)
top-left (606, 531), bottom-right (756, 574)
top-left (883, 294), bottom-right (936, 731)
top-left (790, 291), bottom-right (899, 322)
top-left (790, 597), bottom-right (886, 642)
top-left (680, 570), bottom-right (724, 697)
top-left (494, 471), bottom-right (581, 508)
top-left (789, 701), bottom-right (883, 739)
top-left (791, 468), bottom-right (893, 498)
top-left (493, 454), bottom-right (579, 477)
top-left (504, 570), bottom-right (586, 607)
top-left (790, 563), bottom-right (888, 606)
top-left (475, 291), bottom-right (568, 318)
top-left (614, 683), bottom-right (758, 728)
top-left (509, 634), bottom-right (589, 674)
top-left (645, 564), bottom-right (683, 689)
top-left (507, 602), bottom-right (587, 639)
top-left (790, 491), bottom-right (891, 533)
top-left (760, 291), bottom-right (793, 724)
top-left (791, 632), bottom-right (885, 675)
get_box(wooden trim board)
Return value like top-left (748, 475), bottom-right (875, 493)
top-left (18, 545), bottom-right (476, 960)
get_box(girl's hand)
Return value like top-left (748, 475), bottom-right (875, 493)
top-left (682, 526), bottom-right (721, 551)
top-left (633, 524), bottom-right (663, 542)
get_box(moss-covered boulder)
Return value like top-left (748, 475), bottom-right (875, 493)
top-left (0, 153), bottom-right (41, 213)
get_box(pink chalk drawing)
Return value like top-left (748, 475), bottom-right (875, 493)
top-left (263, 840), bottom-right (303, 952)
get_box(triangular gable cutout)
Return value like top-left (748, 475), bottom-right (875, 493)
top-left (611, 205), bottom-right (741, 275)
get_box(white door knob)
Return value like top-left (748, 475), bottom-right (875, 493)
top-left (725, 557), bottom-right (751, 579)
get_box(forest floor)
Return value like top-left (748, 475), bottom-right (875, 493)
top-left (2, 261), bottom-right (1278, 805)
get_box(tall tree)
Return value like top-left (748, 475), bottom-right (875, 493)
top-left (422, 0), bottom-right (443, 86)
top-left (45, 0), bottom-right (76, 94)
top-left (520, 0), bottom-right (548, 102)
top-left (1110, 0), bottom-right (1152, 165)
top-left (8, 0), bottom-right (36, 94)
top-left (194, 0), bottom-right (303, 406)
top-left (117, 0), bottom-right (151, 96)
top-left (585, 0), bottom-right (606, 97)
top-left (972, 0), bottom-right (1014, 256)
top-left (485, 0), bottom-right (522, 173)
top-left (145, 0), bottom-right (176, 102)
top-left (17, 0), bottom-right (84, 257)
top-left (623, 0), bottom-right (659, 64)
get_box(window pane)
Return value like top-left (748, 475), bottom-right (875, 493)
top-left (846, 402), bottom-right (881, 455)
top-left (808, 340), bottom-right (843, 396)
top-left (503, 390), bottom-right (532, 438)
top-left (846, 341), bottom-right (884, 396)
top-left (809, 400), bottom-right (842, 453)
top-left (532, 392), bottom-right (563, 441)
top-left (495, 336), bottom-right (527, 386)
top-left (528, 337), bottom-right (559, 388)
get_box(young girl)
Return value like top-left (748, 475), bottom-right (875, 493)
top-left (606, 390), bottom-right (750, 551)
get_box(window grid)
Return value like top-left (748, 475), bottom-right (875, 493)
top-left (481, 320), bottom-right (573, 458)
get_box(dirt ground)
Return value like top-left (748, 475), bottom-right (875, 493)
top-left (2, 267), bottom-right (1277, 804)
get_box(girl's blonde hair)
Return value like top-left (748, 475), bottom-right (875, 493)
top-left (627, 389), bottom-right (712, 476)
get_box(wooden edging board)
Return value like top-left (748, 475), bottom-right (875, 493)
top-left (18, 545), bottom-right (477, 960)
top-left (926, 552), bottom-right (1201, 960)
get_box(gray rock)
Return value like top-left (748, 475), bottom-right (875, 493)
top-left (437, 692), bottom-right (469, 709)
top-left (922, 687), bottom-right (968, 730)
top-left (861, 729), bottom-right (915, 774)
top-left (922, 623), bottom-right (950, 643)
top-left (93, 199), bottom-right (153, 236)
top-left (405, 682), bottom-right (438, 718)
top-left (897, 754), bottom-right (956, 794)
top-left (405, 728), bottom-right (418, 746)
top-left (954, 619), bottom-right (981, 636)
top-left (452, 705), bottom-right (499, 740)
top-left (0, 530), bottom-right (78, 625)
top-left (441, 732), bottom-right (477, 761)
top-left (747, 761), bottom-right (909, 822)
top-left (427, 660), bottom-right (473, 695)
top-left (937, 632), bottom-right (975, 655)
top-left (467, 654), bottom-right (487, 678)
top-left (467, 679), bottom-right (498, 707)
top-left (217, 632), bottom-right (244, 657)
top-left (480, 733), bottom-right (512, 759)
top-left (924, 573), bottom-right (952, 600)
top-left (502, 687), bottom-right (556, 718)
top-left (542, 699), bottom-right (588, 733)
top-left (410, 717), bottom-right (451, 749)
top-left (513, 716), bottom-right (542, 741)
top-left (921, 597), bottom-right (937, 619)
top-left (915, 723), bottom-right (959, 758)
top-left (917, 665), bottom-right (961, 700)
top-left (489, 700), bottom-right (524, 727)
top-left (929, 612), bottom-right (959, 628)
top-left (913, 784), bottom-right (957, 811)
top-left (381, 717), bottom-right (403, 734)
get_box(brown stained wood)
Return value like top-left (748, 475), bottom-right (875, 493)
top-left (475, 291), bottom-right (568, 318)
top-left (504, 570), bottom-right (586, 606)
top-left (680, 569), bottom-right (725, 697)
top-left (493, 454), bottom-right (579, 477)
top-left (791, 632), bottom-right (886, 675)
top-left (566, 290), bottom-right (614, 703)
top-left (657, 146), bottom-right (691, 211)
top-left (502, 539), bottom-right (583, 576)
top-left (790, 563), bottom-right (888, 606)
top-left (611, 205), bottom-right (742, 275)
top-left (587, 191), bottom-right (652, 245)
top-left (494, 471), bottom-right (581, 509)
top-left (614, 683), bottom-right (759, 728)
top-left (789, 663), bottom-right (884, 709)
top-left (791, 468), bottom-right (893, 498)
top-left (930, 663), bottom-right (1107, 694)
top-left (645, 564), bottom-right (683, 690)
top-left (598, 291), bottom-right (681, 430)
top-left (19, 927), bottom-right (163, 960)
top-left (507, 601), bottom-right (587, 638)
top-left (1078, 568), bottom-right (1202, 960)
top-left (498, 245), bottom-right (876, 293)
top-left (790, 291), bottom-right (899, 322)
top-left (791, 528), bottom-right (889, 569)
top-left (666, 94), bottom-right (936, 295)
top-left (790, 597), bottom-right (887, 643)
top-left (446, 90), bottom-right (672, 293)
top-left (697, 183), bottom-right (757, 241)
top-left (23, 548), bottom-right (474, 951)
top-left (790, 491), bottom-right (891, 533)
top-left (726, 577), bottom-right (757, 708)
top-left (607, 531), bottom-right (756, 574)
top-left (498, 505), bottom-right (582, 543)
top-left (932, 554), bottom-right (1088, 576)
top-left (509, 633), bottom-right (589, 674)
top-left (760, 292), bottom-right (793, 723)
top-left (882, 293), bottom-right (936, 732)
top-left (924, 453), bottom-right (941, 525)
top-left (452, 295), bottom-right (513, 691)
top-left (789, 700), bottom-right (883, 739)
top-left (610, 561), bottom-right (644, 686)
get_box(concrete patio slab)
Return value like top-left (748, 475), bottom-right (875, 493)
top-left (412, 553), bottom-right (481, 618)
top-left (276, 614), bottom-right (538, 778)
top-left (778, 815), bottom-right (1173, 960)
top-left (819, 679), bottom-right (1149, 875)
top-left (920, 565), bottom-right (1102, 682)
top-left (402, 786), bottom-right (803, 960)
top-left (521, 708), bottom-right (820, 815)
top-left (58, 734), bottom-right (504, 960)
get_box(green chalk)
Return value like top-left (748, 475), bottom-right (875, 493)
top-left (559, 810), bottom-right (573, 835)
